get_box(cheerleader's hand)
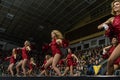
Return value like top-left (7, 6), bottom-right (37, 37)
top-left (16, 47), bottom-right (22, 50)
top-left (102, 23), bottom-right (109, 30)
top-left (56, 39), bottom-right (62, 45)
top-left (102, 49), bottom-right (107, 55)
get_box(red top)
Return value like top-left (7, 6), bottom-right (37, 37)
top-left (10, 55), bottom-right (16, 64)
top-left (112, 14), bottom-right (120, 42)
top-left (112, 14), bottom-right (120, 34)
top-left (66, 53), bottom-right (74, 66)
top-left (29, 62), bottom-right (33, 70)
top-left (5, 55), bottom-right (16, 64)
top-left (67, 53), bottom-right (73, 62)
top-left (22, 47), bottom-right (29, 59)
top-left (50, 39), bottom-right (62, 56)
top-left (105, 15), bottom-right (120, 41)
top-left (29, 62), bottom-right (35, 70)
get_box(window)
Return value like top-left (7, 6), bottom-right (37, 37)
top-left (91, 40), bottom-right (97, 46)
top-left (77, 46), bottom-right (81, 50)
top-left (84, 43), bottom-right (89, 49)
top-left (99, 39), bottom-right (105, 45)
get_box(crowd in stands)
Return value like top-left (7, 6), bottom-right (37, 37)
top-left (0, 44), bottom-right (119, 76)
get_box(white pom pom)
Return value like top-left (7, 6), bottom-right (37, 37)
top-left (103, 24), bottom-right (109, 30)
top-left (102, 49), bottom-right (107, 55)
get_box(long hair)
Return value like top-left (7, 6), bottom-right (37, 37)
top-left (30, 57), bottom-right (35, 62)
top-left (52, 30), bottom-right (64, 39)
top-left (24, 40), bottom-right (31, 46)
top-left (12, 48), bottom-right (17, 55)
top-left (111, 0), bottom-right (120, 15)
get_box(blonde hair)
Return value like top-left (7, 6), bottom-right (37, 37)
top-left (111, 0), bottom-right (120, 15)
top-left (30, 57), bottom-right (34, 62)
top-left (24, 40), bottom-right (31, 46)
top-left (51, 30), bottom-right (64, 39)
top-left (12, 48), bottom-right (17, 55)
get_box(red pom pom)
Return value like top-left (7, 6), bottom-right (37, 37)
top-left (42, 44), bottom-right (50, 52)
top-left (62, 39), bottom-right (69, 48)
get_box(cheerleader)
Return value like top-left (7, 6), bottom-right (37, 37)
top-left (103, 37), bottom-right (120, 74)
top-left (40, 55), bottom-right (51, 76)
top-left (44, 30), bottom-right (64, 76)
top-left (15, 40), bottom-right (31, 76)
top-left (27, 57), bottom-right (36, 76)
top-left (6, 49), bottom-right (17, 76)
top-left (98, 0), bottom-right (120, 75)
top-left (62, 48), bottom-right (79, 76)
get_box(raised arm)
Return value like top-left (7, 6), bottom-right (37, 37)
top-left (16, 47), bottom-right (22, 51)
top-left (72, 54), bottom-right (79, 62)
top-left (32, 61), bottom-right (36, 66)
top-left (26, 46), bottom-right (31, 51)
top-left (103, 45), bottom-right (112, 54)
top-left (97, 17), bottom-right (114, 30)
top-left (56, 39), bottom-right (62, 46)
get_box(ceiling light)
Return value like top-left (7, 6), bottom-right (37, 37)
top-left (6, 13), bottom-right (14, 20)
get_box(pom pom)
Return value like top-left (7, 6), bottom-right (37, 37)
top-left (103, 24), bottom-right (109, 30)
top-left (62, 39), bottom-right (69, 48)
